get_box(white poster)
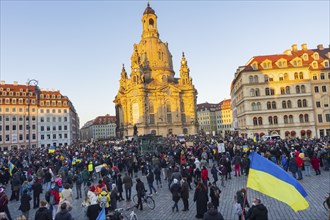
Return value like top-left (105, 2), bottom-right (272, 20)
top-left (218, 143), bottom-right (225, 153)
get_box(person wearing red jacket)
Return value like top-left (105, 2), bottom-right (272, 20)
top-left (201, 166), bottom-right (208, 188)
top-left (295, 155), bottom-right (304, 180)
top-left (311, 155), bottom-right (321, 175)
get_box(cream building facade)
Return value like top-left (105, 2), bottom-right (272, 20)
top-left (231, 44), bottom-right (330, 139)
top-left (0, 81), bottom-right (80, 151)
top-left (114, 3), bottom-right (198, 137)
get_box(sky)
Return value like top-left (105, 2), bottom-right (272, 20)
top-left (1, 0), bottom-right (329, 127)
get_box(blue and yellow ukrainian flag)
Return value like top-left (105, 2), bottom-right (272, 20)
top-left (247, 151), bottom-right (309, 212)
top-left (96, 207), bottom-right (106, 220)
top-left (9, 161), bottom-right (15, 176)
top-left (48, 146), bottom-right (56, 153)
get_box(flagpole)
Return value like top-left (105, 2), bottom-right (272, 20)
top-left (242, 150), bottom-right (254, 217)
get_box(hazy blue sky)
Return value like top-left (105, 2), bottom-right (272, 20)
top-left (1, 0), bottom-right (329, 126)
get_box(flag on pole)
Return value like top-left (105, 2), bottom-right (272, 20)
top-left (247, 152), bottom-right (309, 212)
top-left (9, 161), bottom-right (15, 176)
top-left (48, 146), bottom-right (56, 153)
top-left (96, 207), bottom-right (106, 220)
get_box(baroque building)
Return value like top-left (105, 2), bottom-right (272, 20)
top-left (231, 44), bottom-right (330, 139)
top-left (114, 3), bottom-right (198, 137)
top-left (0, 81), bottom-right (80, 150)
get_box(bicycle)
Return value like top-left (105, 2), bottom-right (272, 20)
top-left (106, 205), bottom-right (138, 220)
top-left (133, 193), bottom-right (155, 210)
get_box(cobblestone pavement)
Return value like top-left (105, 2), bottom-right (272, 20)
top-left (5, 168), bottom-right (330, 220)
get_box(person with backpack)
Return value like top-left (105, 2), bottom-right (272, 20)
top-left (49, 185), bottom-right (60, 220)
top-left (0, 186), bottom-right (12, 220)
top-left (209, 182), bottom-right (221, 210)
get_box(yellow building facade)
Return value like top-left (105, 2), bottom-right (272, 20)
top-left (114, 4), bottom-right (198, 137)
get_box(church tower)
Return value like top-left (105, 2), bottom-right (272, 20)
top-left (114, 3), bottom-right (198, 137)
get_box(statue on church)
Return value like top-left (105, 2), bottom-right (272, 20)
top-left (133, 124), bottom-right (138, 136)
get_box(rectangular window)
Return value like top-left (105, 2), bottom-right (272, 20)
top-left (318, 114), bottom-right (323, 123)
top-left (53, 134), bottom-right (56, 139)
top-left (19, 125), bottom-right (23, 130)
top-left (41, 126), bottom-right (44, 131)
top-left (316, 101), bottom-right (321, 108)
top-left (47, 126), bottom-right (50, 131)
top-left (314, 86), bottom-right (319, 93)
top-left (326, 114), bottom-right (330, 122)
top-left (41, 135), bottom-right (44, 140)
top-left (64, 125), bottom-right (67, 130)
top-left (6, 125), bottom-right (9, 131)
top-left (322, 86), bottom-right (327, 92)
top-left (64, 133), bottom-right (68, 139)
top-left (12, 125), bottom-right (16, 131)
top-left (19, 134), bottom-right (23, 141)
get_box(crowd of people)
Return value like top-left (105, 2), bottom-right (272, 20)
top-left (0, 134), bottom-right (329, 220)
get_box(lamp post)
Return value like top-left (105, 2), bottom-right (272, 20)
top-left (27, 79), bottom-right (39, 163)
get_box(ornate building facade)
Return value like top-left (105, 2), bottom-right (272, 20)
top-left (231, 44), bottom-right (330, 139)
top-left (0, 81), bottom-right (80, 151)
top-left (114, 3), bottom-right (198, 137)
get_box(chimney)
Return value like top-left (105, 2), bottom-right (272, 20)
top-left (291, 44), bottom-right (298, 52)
top-left (317, 44), bottom-right (324, 50)
top-left (13, 81), bottom-right (18, 86)
top-left (301, 43), bottom-right (308, 51)
top-left (0, 80), bottom-right (5, 85)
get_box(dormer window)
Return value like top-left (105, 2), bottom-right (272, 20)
top-left (251, 63), bottom-right (258, 70)
top-left (312, 61), bottom-right (318, 69)
top-left (313, 52), bottom-right (319, 60)
top-left (291, 57), bottom-right (302, 67)
top-left (262, 61), bottom-right (272, 69)
top-left (276, 59), bottom-right (287, 68)
top-left (324, 60), bottom-right (329, 68)
top-left (302, 53), bottom-right (309, 61)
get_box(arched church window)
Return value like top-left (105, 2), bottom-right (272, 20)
top-left (149, 18), bottom-right (154, 28)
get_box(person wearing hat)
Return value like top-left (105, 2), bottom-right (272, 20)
top-left (34, 200), bottom-right (52, 220)
top-left (135, 178), bottom-right (145, 210)
top-left (0, 186), bottom-right (13, 220)
top-left (203, 202), bottom-right (224, 220)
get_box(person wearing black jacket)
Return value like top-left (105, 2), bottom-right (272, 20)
top-left (146, 170), bottom-right (157, 195)
top-left (203, 202), bottom-right (224, 220)
top-left (19, 189), bottom-right (32, 220)
top-left (170, 178), bottom-right (181, 212)
top-left (135, 178), bottom-right (146, 210)
top-left (246, 198), bottom-right (268, 220)
top-left (34, 200), bottom-right (52, 220)
top-left (86, 198), bottom-right (101, 220)
top-left (32, 180), bottom-right (43, 209)
top-left (54, 202), bottom-right (73, 220)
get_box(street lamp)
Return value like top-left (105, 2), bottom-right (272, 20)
top-left (27, 79), bottom-right (39, 163)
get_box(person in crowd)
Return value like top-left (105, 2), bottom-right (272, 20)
top-left (0, 186), bottom-right (13, 220)
top-left (34, 200), bottom-right (52, 220)
top-left (146, 170), bottom-right (157, 195)
top-left (135, 178), bottom-right (146, 211)
top-left (116, 174), bottom-right (124, 201)
top-left (245, 198), bottom-right (268, 220)
top-left (181, 177), bottom-right (190, 211)
top-left (209, 182), bottom-right (221, 210)
top-left (232, 153), bottom-right (242, 177)
top-left (50, 185), bottom-right (60, 219)
top-left (194, 181), bottom-right (208, 219)
top-left (32, 178), bottom-right (43, 209)
top-left (97, 188), bottom-right (110, 213)
top-left (235, 188), bottom-right (250, 220)
top-left (311, 155), bottom-right (321, 175)
top-left (19, 189), bottom-right (31, 220)
top-left (110, 184), bottom-right (118, 211)
top-left (296, 154), bottom-right (304, 180)
top-left (170, 178), bottom-right (181, 212)
top-left (219, 165), bottom-right (227, 187)
top-left (122, 173), bottom-right (133, 201)
top-left (303, 154), bottom-right (311, 176)
top-left (210, 164), bottom-right (218, 185)
top-left (203, 202), bottom-right (224, 220)
top-left (73, 172), bottom-right (83, 199)
top-left (54, 202), bottom-right (73, 220)
top-left (289, 155), bottom-right (298, 179)
top-left (154, 166), bottom-right (162, 188)
top-left (60, 183), bottom-right (73, 205)
top-left (201, 166), bottom-right (209, 189)
top-left (86, 197), bottom-right (101, 220)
